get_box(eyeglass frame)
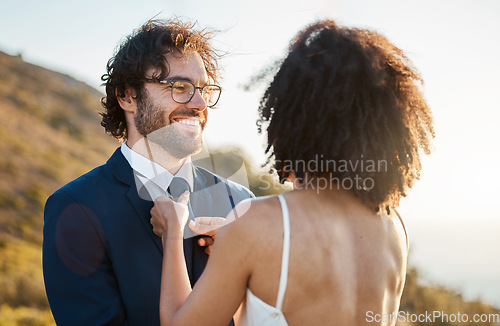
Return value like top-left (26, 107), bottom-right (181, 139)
top-left (141, 78), bottom-right (222, 108)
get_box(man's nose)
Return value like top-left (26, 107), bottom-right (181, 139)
top-left (186, 89), bottom-right (207, 111)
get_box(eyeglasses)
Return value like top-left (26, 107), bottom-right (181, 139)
top-left (142, 79), bottom-right (222, 108)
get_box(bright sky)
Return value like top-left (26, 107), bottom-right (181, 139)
top-left (1, 0), bottom-right (500, 306)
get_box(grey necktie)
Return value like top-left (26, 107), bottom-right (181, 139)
top-left (168, 177), bottom-right (195, 238)
top-left (168, 177), bottom-right (190, 201)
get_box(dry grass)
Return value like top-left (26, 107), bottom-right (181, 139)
top-left (0, 50), bottom-right (118, 325)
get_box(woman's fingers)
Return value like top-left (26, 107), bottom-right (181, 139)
top-left (188, 216), bottom-right (226, 236)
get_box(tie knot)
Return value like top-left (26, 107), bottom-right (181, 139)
top-left (168, 177), bottom-right (190, 199)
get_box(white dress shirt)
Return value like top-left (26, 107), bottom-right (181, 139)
top-left (121, 142), bottom-right (194, 201)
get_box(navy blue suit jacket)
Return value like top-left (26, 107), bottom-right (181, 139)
top-left (43, 148), bottom-right (253, 325)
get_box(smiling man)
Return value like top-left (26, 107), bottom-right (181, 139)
top-left (128, 51), bottom-right (214, 163)
top-left (42, 19), bottom-right (253, 326)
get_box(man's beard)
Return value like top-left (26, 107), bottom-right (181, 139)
top-left (134, 96), bottom-right (205, 159)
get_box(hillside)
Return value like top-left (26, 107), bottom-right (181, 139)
top-left (0, 50), bottom-right (119, 323)
top-left (0, 51), bottom-right (119, 240)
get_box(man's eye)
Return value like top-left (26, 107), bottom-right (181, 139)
top-left (172, 81), bottom-right (192, 91)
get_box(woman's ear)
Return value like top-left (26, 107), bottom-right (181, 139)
top-left (117, 85), bottom-right (137, 114)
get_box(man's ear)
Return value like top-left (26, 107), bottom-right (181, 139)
top-left (117, 85), bottom-right (137, 114)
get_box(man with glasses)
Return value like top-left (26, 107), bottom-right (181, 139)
top-left (42, 19), bottom-right (253, 326)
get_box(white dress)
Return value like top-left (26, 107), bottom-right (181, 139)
top-left (236, 194), bottom-right (290, 326)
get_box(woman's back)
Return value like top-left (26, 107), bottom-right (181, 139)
top-left (239, 188), bottom-right (408, 325)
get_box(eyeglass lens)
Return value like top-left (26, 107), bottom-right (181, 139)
top-left (171, 81), bottom-right (221, 107)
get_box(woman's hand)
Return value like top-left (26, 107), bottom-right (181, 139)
top-left (150, 191), bottom-right (190, 238)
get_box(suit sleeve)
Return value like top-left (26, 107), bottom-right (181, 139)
top-left (43, 191), bottom-right (128, 326)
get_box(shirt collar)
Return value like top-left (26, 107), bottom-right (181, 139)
top-left (121, 142), bottom-right (193, 192)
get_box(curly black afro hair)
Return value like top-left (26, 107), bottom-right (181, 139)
top-left (258, 20), bottom-right (434, 212)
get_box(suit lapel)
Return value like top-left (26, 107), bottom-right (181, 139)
top-left (107, 148), bottom-right (162, 253)
top-left (127, 182), bottom-right (162, 252)
top-left (191, 166), bottom-right (213, 215)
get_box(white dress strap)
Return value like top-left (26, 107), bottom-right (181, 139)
top-left (276, 194), bottom-right (290, 311)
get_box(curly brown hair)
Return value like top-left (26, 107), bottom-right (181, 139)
top-left (100, 18), bottom-right (220, 140)
top-left (257, 20), bottom-right (434, 212)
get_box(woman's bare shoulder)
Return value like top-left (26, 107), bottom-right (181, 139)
top-left (218, 195), bottom-right (283, 244)
top-left (230, 195), bottom-right (282, 221)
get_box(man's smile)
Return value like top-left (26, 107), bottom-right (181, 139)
top-left (172, 116), bottom-right (203, 132)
